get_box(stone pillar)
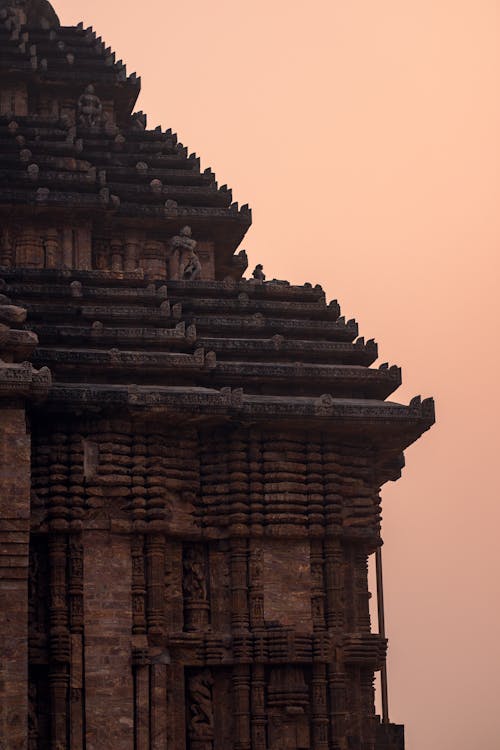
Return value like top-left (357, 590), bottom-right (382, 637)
top-left (141, 240), bottom-right (166, 280)
top-left (151, 663), bottom-right (168, 750)
top-left (230, 539), bottom-right (249, 631)
top-left (133, 649), bottom-right (150, 750)
top-left (324, 539), bottom-right (347, 746)
top-left (312, 664), bottom-right (329, 750)
top-left (355, 552), bottom-right (371, 632)
top-left (146, 533), bottom-right (166, 636)
top-left (232, 665), bottom-right (251, 750)
top-left (69, 537), bottom-right (84, 750)
top-left (0, 409), bottom-right (30, 750)
top-left (251, 664), bottom-right (266, 750)
top-left (110, 237), bottom-right (123, 272)
top-left (43, 229), bottom-right (60, 269)
top-left (15, 229), bottom-right (43, 268)
top-left (62, 227), bottom-right (73, 268)
top-left (48, 535), bottom-right (69, 750)
top-left (76, 225), bottom-right (92, 270)
top-left (1, 228), bottom-right (14, 266)
top-left (124, 237), bottom-right (141, 272)
top-left (324, 538), bottom-right (343, 631)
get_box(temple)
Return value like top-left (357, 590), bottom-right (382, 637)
top-left (0, 2), bottom-right (434, 749)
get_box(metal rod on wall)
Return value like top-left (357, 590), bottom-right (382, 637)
top-left (376, 546), bottom-right (390, 724)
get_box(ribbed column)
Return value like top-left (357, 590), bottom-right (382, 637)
top-left (230, 539), bottom-right (249, 631)
top-left (146, 533), bottom-right (166, 636)
top-left (232, 666), bottom-right (251, 750)
top-left (251, 664), bottom-right (266, 750)
top-left (69, 537), bottom-right (84, 750)
top-left (48, 535), bottom-right (69, 750)
top-left (312, 664), bottom-right (329, 750)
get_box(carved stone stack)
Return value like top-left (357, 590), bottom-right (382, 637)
top-left (0, 3), bottom-right (434, 750)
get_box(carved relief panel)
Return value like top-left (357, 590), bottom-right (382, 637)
top-left (183, 544), bottom-right (210, 632)
top-left (186, 668), bottom-right (234, 750)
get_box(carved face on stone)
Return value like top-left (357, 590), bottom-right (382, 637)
top-left (180, 226), bottom-right (192, 238)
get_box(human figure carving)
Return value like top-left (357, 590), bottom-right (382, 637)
top-left (189, 670), bottom-right (214, 735)
top-left (182, 248), bottom-right (202, 280)
top-left (77, 85), bottom-right (103, 128)
top-left (170, 226), bottom-right (201, 280)
top-left (252, 263), bottom-right (265, 281)
top-left (183, 546), bottom-right (207, 600)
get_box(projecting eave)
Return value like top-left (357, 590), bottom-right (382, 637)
top-left (40, 381), bottom-right (435, 444)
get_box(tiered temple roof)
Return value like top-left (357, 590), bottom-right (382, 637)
top-left (0, 5), bottom-right (434, 750)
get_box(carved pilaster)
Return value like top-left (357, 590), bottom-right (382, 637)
top-left (360, 670), bottom-right (377, 749)
top-left (151, 663), bottom-right (168, 750)
top-left (249, 542), bottom-right (264, 630)
top-left (110, 237), bottom-right (123, 272)
top-left (312, 664), bottom-right (329, 750)
top-left (251, 664), bottom-right (266, 750)
top-left (43, 228), bottom-right (60, 268)
top-left (15, 228), bottom-right (43, 267)
top-left (124, 237), bottom-right (141, 272)
top-left (324, 538), bottom-right (344, 631)
top-left (62, 227), bottom-right (73, 268)
top-left (133, 648), bottom-right (150, 750)
top-left (48, 535), bottom-right (69, 750)
top-left (311, 539), bottom-right (326, 631)
top-left (230, 539), bottom-right (249, 632)
top-left (328, 661), bottom-right (347, 750)
top-left (232, 665), bottom-right (251, 750)
top-left (68, 536), bottom-right (84, 749)
top-left (132, 535), bottom-right (147, 634)
top-left (355, 551), bottom-right (371, 632)
top-left (0, 227), bottom-right (14, 266)
top-left (146, 533), bottom-right (166, 637)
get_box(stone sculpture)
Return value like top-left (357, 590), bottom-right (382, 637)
top-left (77, 85), bottom-right (103, 129)
top-left (252, 263), bottom-right (266, 280)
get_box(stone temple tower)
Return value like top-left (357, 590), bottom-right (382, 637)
top-left (0, 2), bottom-right (434, 749)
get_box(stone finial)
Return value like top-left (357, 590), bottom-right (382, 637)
top-left (77, 84), bottom-right (103, 129)
top-left (252, 264), bottom-right (265, 281)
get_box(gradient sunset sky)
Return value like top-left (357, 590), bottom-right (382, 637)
top-left (56, 1), bottom-right (500, 747)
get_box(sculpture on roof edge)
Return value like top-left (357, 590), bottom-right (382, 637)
top-left (252, 263), bottom-right (266, 281)
top-left (170, 226), bottom-right (202, 280)
top-left (77, 85), bottom-right (104, 129)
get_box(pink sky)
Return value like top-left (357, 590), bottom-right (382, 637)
top-left (56, 1), bottom-right (500, 747)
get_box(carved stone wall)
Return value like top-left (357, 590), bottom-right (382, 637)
top-left (0, 409), bottom-right (31, 750)
top-left (25, 419), bottom-right (389, 750)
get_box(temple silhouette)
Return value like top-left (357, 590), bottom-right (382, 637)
top-left (0, 2), bottom-right (434, 749)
